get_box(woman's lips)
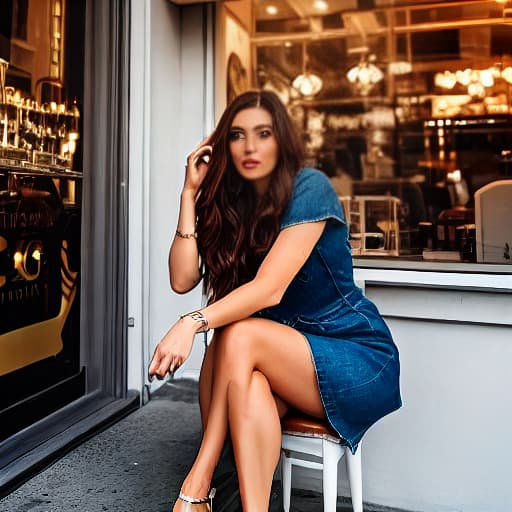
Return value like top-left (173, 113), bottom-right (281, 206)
top-left (242, 159), bottom-right (260, 169)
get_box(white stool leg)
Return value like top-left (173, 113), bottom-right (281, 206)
top-left (281, 450), bottom-right (292, 512)
top-left (322, 440), bottom-right (343, 512)
top-left (346, 445), bottom-right (363, 512)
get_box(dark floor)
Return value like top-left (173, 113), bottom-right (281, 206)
top-left (0, 379), bottom-right (402, 512)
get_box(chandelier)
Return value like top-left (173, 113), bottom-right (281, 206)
top-left (435, 66), bottom-right (512, 98)
top-left (346, 54), bottom-right (384, 96)
top-left (292, 41), bottom-right (323, 98)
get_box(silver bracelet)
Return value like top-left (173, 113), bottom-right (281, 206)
top-left (181, 310), bottom-right (209, 333)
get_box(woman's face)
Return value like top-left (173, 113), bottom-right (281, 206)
top-left (228, 107), bottom-right (279, 195)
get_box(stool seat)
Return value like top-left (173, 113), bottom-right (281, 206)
top-left (282, 413), bottom-right (343, 443)
top-left (281, 412), bottom-right (362, 512)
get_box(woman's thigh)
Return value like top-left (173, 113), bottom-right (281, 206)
top-left (216, 318), bottom-right (324, 419)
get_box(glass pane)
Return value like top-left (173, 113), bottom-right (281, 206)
top-left (234, 1), bottom-right (512, 263)
top-left (1, 0), bottom-right (86, 439)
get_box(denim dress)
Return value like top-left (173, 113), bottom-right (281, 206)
top-left (259, 168), bottom-right (402, 453)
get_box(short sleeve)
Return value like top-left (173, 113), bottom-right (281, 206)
top-left (280, 168), bottom-right (345, 229)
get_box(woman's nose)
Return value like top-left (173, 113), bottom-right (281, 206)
top-left (244, 135), bottom-right (256, 153)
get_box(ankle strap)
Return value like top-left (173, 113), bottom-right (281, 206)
top-left (179, 488), bottom-right (216, 504)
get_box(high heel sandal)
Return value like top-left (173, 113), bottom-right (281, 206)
top-left (176, 488), bottom-right (216, 512)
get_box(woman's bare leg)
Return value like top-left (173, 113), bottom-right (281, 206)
top-left (198, 335), bottom-right (216, 429)
top-left (220, 319), bottom-right (323, 511)
top-left (199, 332), bottom-right (288, 428)
top-left (228, 369), bottom-right (282, 510)
top-left (173, 338), bottom-right (230, 511)
top-left (174, 318), bottom-right (323, 511)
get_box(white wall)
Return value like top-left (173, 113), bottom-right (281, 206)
top-left (128, 0), bottom-right (214, 395)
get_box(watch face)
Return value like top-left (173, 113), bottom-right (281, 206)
top-left (227, 52), bottom-right (249, 105)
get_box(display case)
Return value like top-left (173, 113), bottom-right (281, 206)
top-left (0, 55), bottom-right (84, 441)
top-left (339, 195), bottom-right (400, 256)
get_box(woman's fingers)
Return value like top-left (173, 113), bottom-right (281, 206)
top-left (188, 144), bottom-right (213, 169)
top-left (148, 345), bottom-right (186, 381)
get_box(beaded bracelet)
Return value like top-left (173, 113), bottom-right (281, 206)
top-left (175, 229), bottom-right (197, 239)
top-left (181, 310), bottom-right (209, 333)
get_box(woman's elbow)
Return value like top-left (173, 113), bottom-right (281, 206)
top-left (265, 286), bottom-right (285, 308)
top-left (170, 275), bottom-right (198, 294)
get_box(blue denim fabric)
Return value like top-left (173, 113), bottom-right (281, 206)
top-left (260, 168), bottom-right (401, 453)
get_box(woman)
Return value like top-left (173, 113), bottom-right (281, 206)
top-left (149, 90), bottom-right (401, 512)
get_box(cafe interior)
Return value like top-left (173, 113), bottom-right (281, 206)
top-left (225, 0), bottom-right (512, 264)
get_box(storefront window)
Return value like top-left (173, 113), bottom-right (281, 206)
top-left (221, 0), bottom-right (512, 265)
top-left (0, 0), bottom-right (85, 440)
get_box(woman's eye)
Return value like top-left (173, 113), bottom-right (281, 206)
top-left (259, 129), bottom-right (273, 138)
top-left (229, 131), bottom-right (244, 141)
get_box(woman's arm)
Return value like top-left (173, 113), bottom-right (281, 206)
top-left (149, 219), bottom-right (326, 379)
top-left (203, 219), bottom-right (326, 327)
top-left (168, 189), bottom-right (201, 293)
top-left (168, 142), bottom-right (213, 294)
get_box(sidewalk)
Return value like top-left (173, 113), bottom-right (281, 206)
top-left (0, 379), bottom-right (392, 512)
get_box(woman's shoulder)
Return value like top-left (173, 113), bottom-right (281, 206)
top-left (294, 167), bottom-right (332, 187)
top-left (291, 167), bottom-right (337, 199)
top-left (281, 167), bottom-right (345, 228)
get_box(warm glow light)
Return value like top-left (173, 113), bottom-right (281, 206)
top-left (313, 0), bottom-right (329, 11)
top-left (502, 67), bottom-right (512, 83)
top-left (13, 251), bottom-right (22, 268)
top-left (435, 71), bottom-right (456, 89)
top-left (436, 66), bottom-right (505, 96)
top-left (467, 81), bottom-right (485, 98)
top-left (447, 170), bottom-right (462, 183)
top-left (347, 58), bottom-right (384, 96)
top-left (456, 69), bottom-right (472, 86)
top-left (266, 5), bottom-right (278, 15)
top-left (32, 249), bottom-right (41, 261)
top-left (388, 61), bottom-right (412, 75)
top-left (479, 69), bottom-right (495, 87)
top-left (292, 73), bottom-right (323, 97)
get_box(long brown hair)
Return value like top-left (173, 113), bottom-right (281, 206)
top-left (196, 90), bottom-right (303, 302)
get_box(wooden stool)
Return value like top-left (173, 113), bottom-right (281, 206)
top-left (281, 412), bottom-right (362, 512)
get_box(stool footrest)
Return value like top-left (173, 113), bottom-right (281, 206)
top-left (284, 456), bottom-right (323, 471)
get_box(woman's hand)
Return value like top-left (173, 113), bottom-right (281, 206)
top-left (183, 139), bottom-right (213, 195)
top-left (148, 316), bottom-right (198, 380)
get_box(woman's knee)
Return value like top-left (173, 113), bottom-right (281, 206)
top-left (215, 319), bottom-right (260, 367)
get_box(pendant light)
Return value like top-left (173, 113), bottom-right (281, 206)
top-left (292, 41), bottom-right (323, 98)
top-left (346, 53), bottom-right (383, 96)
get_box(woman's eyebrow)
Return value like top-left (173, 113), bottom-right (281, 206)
top-left (230, 124), bottom-right (273, 131)
top-left (254, 124), bottom-right (273, 131)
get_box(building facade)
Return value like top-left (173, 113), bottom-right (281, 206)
top-left (1, 1), bottom-right (511, 511)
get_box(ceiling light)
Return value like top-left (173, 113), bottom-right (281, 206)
top-left (292, 72), bottom-right (323, 97)
top-left (435, 71), bottom-right (456, 89)
top-left (347, 55), bottom-right (384, 96)
top-left (502, 67), bottom-right (512, 84)
top-left (388, 61), bottom-right (412, 75)
top-left (479, 69), bottom-right (495, 88)
top-left (265, 5), bottom-right (278, 16)
top-left (313, 0), bottom-right (329, 11)
top-left (292, 41), bottom-right (323, 98)
top-left (455, 69), bottom-right (472, 86)
top-left (467, 81), bottom-right (485, 98)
